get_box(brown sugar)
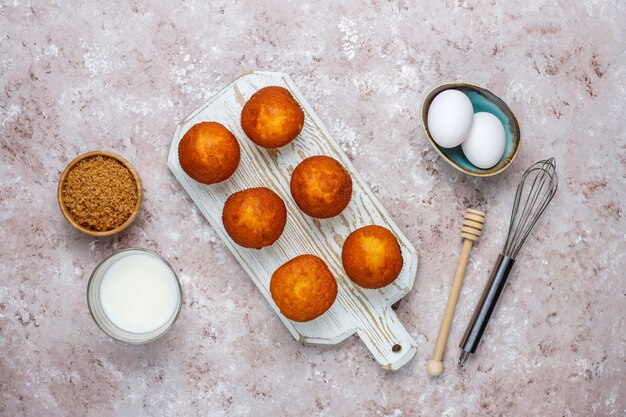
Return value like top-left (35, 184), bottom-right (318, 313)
top-left (62, 155), bottom-right (138, 231)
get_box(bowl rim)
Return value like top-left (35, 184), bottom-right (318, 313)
top-left (420, 81), bottom-right (521, 177)
top-left (57, 150), bottom-right (143, 237)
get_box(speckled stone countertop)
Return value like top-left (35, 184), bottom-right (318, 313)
top-left (1, 1), bottom-right (625, 416)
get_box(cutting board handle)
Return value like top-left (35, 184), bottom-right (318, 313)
top-left (356, 306), bottom-right (417, 370)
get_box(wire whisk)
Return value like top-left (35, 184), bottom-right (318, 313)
top-left (503, 158), bottom-right (558, 258)
top-left (458, 158), bottom-right (558, 367)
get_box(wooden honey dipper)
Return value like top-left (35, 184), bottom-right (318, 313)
top-left (427, 208), bottom-right (485, 377)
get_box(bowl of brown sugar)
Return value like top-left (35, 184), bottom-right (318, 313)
top-left (58, 151), bottom-right (142, 237)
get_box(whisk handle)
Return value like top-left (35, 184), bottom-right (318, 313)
top-left (458, 254), bottom-right (515, 366)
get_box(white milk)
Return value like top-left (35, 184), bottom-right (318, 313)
top-left (99, 252), bottom-right (180, 334)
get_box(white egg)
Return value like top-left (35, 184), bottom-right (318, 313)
top-left (427, 89), bottom-right (474, 148)
top-left (462, 112), bottom-right (506, 169)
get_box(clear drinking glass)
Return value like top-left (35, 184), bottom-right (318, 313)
top-left (87, 248), bottom-right (182, 344)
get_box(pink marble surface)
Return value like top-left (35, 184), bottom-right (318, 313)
top-left (1, 1), bottom-right (625, 416)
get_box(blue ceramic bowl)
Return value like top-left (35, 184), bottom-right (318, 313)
top-left (420, 82), bottom-right (520, 177)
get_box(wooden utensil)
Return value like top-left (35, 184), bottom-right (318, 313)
top-left (427, 208), bottom-right (485, 376)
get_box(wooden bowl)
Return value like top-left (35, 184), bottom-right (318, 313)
top-left (420, 82), bottom-right (521, 177)
top-left (58, 151), bottom-right (143, 237)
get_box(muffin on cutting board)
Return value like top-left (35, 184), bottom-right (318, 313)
top-left (270, 255), bottom-right (338, 322)
top-left (178, 122), bottom-right (240, 184)
top-left (342, 225), bottom-right (403, 289)
top-left (290, 155), bottom-right (352, 219)
top-left (241, 86), bottom-right (304, 148)
top-left (222, 187), bottom-right (287, 249)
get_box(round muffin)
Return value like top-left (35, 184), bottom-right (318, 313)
top-left (270, 255), bottom-right (338, 322)
top-left (178, 122), bottom-right (240, 184)
top-left (341, 225), bottom-right (403, 289)
top-left (290, 156), bottom-right (352, 218)
top-left (222, 187), bottom-right (287, 249)
top-left (241, 86), bottom-right (304, 148)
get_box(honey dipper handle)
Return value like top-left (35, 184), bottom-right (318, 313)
top-left (427, 209), bottom-right (484, 376)
top-left (427, 239), bottom-right (473, 376)
top-left (432, 239), bottom-right (473, 361)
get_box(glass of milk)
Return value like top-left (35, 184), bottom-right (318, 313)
top-left (87, 248), bottom-right (182, 344)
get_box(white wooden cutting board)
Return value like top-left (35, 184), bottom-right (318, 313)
top-left (168, 71), bottom-right (419, 370)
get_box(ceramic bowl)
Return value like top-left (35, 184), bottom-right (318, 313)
top-left (58, 151), bottom-right (142, 236)
top-left (420, 82), bottom-right (520, 177)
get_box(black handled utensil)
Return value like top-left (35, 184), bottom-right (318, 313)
top-left (459, 158), bottom-right (558, 367)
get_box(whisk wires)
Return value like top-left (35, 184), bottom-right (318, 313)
top-left (503, 158), bottom-right (558, 258)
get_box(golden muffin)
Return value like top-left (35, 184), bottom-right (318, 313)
top-left (222, 187), bottom-right (287, 249)
top-left (290, 156), bottom-right (352, 218)
top-left (178, 122), bottom-right (240, 184)
top-left (241, 86), bottom-right (304, 148)
top-left (270, 255), bottom-right (338, 322)
top-left (341, 225), bottom-right (403, 289)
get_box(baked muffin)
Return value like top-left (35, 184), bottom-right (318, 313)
top-left (178, 122), bottom-right (240, 184)
top-left (241, 86), bottom-right (304, 148)
top-left (270, 255), bottom-right (338, 322)
top-left (341, 225), bottom-right (403, 289)
top-left (222, 187), bottom-right (287, 249)
top-left (290, 155), bottom-right (352, 218)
